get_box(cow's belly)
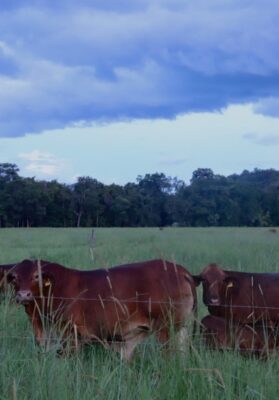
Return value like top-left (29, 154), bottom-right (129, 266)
top-left (72, 295), bottom-right (193, 342)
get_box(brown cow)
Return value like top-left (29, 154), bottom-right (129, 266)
top-left (8, 259), bottom-right (196, 361)
top-left (201, 315), bottom-right (279, 357)
top-left (193, 263), bottom-right (279, 325)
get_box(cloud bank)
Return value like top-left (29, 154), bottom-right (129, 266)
top-left (0, 0), bottom-right (279, 137)
top-left (18, 150), bottom-right (66, 176)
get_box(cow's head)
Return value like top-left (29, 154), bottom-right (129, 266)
top-left (7, 259), bottom-right (54, 305)
top-left (194, 264), bottom-right (238, 306)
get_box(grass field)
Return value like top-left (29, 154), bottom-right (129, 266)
top-left (0, 227), bottom-right (279, 399)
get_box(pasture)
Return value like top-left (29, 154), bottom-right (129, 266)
top-left (0, 227), bottom-right (279, 399)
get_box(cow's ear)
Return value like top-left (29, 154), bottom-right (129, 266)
top-left (192, 275), bottom-right (203, 286)
top-left (224, 277), bottom-right (238, 289)
top-left (7, 272), bottom-right (17, 284)
top-left (42, 272), bottom-right (54, 288)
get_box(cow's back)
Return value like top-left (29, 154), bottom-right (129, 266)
top-left (224, 271), bottom-right (279, 322)
top-left (107, 259), bottom-right (193, 300)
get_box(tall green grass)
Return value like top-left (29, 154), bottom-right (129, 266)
top-left (0, 228), bottom-right (279, 399)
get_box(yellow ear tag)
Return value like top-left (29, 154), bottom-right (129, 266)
top-left (227, 281), bottom-right (234, 288)
top-left (44, 279), bottom-right (51, 287)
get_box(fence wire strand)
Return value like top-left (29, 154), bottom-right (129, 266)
top-left (2, 294), bottom-right (279, 354)
top-left (2, 294), bottom-right (279, 310)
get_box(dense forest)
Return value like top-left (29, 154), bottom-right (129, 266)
top-left (0, 163), bottom-right (278, 227)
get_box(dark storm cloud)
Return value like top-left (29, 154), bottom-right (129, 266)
top-left (0, 0), bottom-right (279, 137)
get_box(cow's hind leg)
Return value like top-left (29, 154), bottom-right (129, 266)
top-left (156, 326), bottom-right (190, 356)
top-left (120, 332), bottom-right (148, 362)
top-left (111, 327), bottom-right (149, 362)
top-left (176, 327), bottom-right (189, 351)
top-left (156, 328), bottom-right (169, 345)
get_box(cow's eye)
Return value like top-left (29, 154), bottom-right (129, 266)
top-left (33, 274), bottom-right (39, 281)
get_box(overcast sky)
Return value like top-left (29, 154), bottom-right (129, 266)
top-left (0, 0), bottom-right (278, 184)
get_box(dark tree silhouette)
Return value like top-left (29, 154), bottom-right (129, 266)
top-left (0, 163), bottom-right (278, 227)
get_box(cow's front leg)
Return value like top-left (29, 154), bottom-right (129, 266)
top-left (24, 305), bottom-right (46, 347)
top-left (55, 324), bottom-right (83, 356)
top-left (27, 310), bottom-right (59, 352)
top-left (30, 315), bottom-right (46, 346)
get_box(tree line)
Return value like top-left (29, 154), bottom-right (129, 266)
top-left (0, 163), bottom-right (278, 227)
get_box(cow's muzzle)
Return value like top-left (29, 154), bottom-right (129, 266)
top-left (16, 290), bottom-right (34, 305)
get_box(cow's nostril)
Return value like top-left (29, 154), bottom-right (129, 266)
top-left (210, 297), bottom-right (220, 305)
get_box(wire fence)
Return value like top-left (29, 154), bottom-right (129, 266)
top-left (3, 293), bottom-right (279, 310)
top-left (2, 294), bottom-right (279, 354)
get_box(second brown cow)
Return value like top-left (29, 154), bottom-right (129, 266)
top-left (194, 263), bottom-right (279, 325)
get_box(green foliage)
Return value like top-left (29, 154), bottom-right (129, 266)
top-left (1, 163), bottom-right (279, 227)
